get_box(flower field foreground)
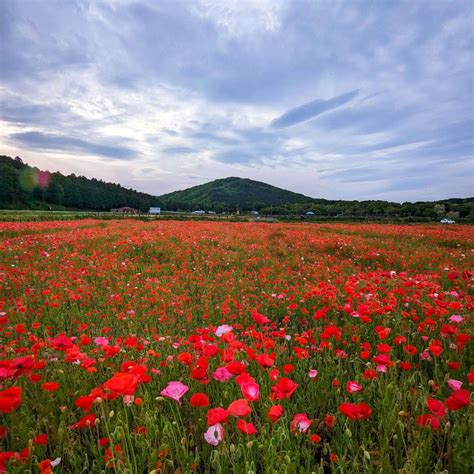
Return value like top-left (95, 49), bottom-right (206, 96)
top-left (0, 220), bottom-right (472, 473)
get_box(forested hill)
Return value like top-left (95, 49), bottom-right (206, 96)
top-left (158, 177), bottom-right (314, 211)
top-left (157, 177), bottom-right (473, 218)
top-left (0, 155), bottom-right (160, 211)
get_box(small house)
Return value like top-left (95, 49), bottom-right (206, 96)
top-left (149, 207), bottom-right (161, 214)
top-left (111, 207), bottom-right (138, 214)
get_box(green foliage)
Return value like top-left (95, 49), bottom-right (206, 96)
top-left (160, 176), bottom-right (473, 220)
top-left (159, 177), bottom-right (315, 211)
top-left (0, 155), bottom-right (161, 211)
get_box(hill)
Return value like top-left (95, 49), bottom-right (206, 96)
top-left (158, 177), bottom-right (315, 212)
top-left (0, 155), bottom-right (160, 211)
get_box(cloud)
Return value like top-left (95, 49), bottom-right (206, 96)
top-left (214, 150), bottom-right (257, 164)
top-left (162, 129), bottom-right (178, 136)
top-left (10, 132), bottom-right (137, 160)
top-left (270, 90), bottom-right (359, 128)
top-left (0, 0), bottom-right (472, 200)
top-left (162, 146), bottom-right (196, 155)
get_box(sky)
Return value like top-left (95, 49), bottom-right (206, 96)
top-left (1, 0), bottom-right (473, 202)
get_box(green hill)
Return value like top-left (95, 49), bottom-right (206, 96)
top-left (0, 155), bottom-right (160, 211)
top-left (158, 177), bottom-right (314, 212)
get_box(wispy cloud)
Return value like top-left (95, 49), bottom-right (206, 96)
top-left (270, 90), bottom-right (359, 128)
top-left (10, 132), bottom-right (138, 160)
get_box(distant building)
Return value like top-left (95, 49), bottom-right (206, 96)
top-left (111, 207), bottom-right (138, 214)
top-left (305, 211), bottom-right (315, 215)
top-left (149, 207), bottom-right (161, 214)
top-left (440, 218), bottom-right (455, 224)
top-left (192, 210), bottom-right (206, 215)
top-left (250, 211), bottom-right (259, 215)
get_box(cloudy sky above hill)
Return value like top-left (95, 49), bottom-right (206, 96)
top-left (1, 0), bottom-right (472, 201)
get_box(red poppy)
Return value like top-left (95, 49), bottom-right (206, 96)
top-left (252, 310), bottom-right (270, 325)
top-left (339, 402), bottom-right (372, 421)
top-left (41, 382), bottom-right (60, 392)
top-left (426, 397), bottom-right (446, 417)
top-left (228, 399), bottom-right (252, 417)
top-left (75, 395), bottom-right (95, 412)
top-left (207, 407), bottom-right (228, 426)
top-left (236, 419), bottom-right (257, 435)
top-left (33, 434), bottom-right (48, 445)
top-left (104, 372), bottom-right (139, 395)
top-left (0, 386), bottom-right (22, 413)
top-left (256, 354), bottom-right (275, 368)
top-left (226, 361), bottom-right (246, 375)
top-left (399, 362), bottom-right (412, 371)
top-left (324, 414), bottom-right (336, 428)
top-left (190, 393), bottom-right (210, 408)
top-left (271, 377), bottom-right (298, 400)
top-left (267, 405), bottom-right (284, 423)
top-left (445, 389), bottom-right (470, 411)
top-left (69, 413), bottom-right (97, 429)
top-left (38, 459), bottom-right (52, 474)
top-left (177, 352), bottom-right (193, 366)
top-left (468, 368), bottom-right (474, 385)
top-left (417, 414), bottom-right (440, 431)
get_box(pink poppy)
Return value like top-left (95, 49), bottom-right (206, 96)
top-left (291, 413), bottom-right (312, 433)
top-left (94, 337), bottom-right (109, 347)
top-left (215, 325), bottom-right (233, 337)
top-left (160, 381), bottom-right (189, 403)
top-left (447, 379), bottom-right (463, 391)
top-left (346, 381), bottom-right (363, 394)
top-left (240, 382), bottom-right (260, 401)
top-left (204, 423), bottom-right (224, 446)
top-left (308, 369), bottom-right (318, 379)
top-left (212, 367), bottom-right (233, 382)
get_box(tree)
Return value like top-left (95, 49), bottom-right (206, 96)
top-left (0, 164), bottom-right (19, 203)
top-left (47, 181), bottom-right (65, 205)
top-left (434, 204), bottom-right (446, 218)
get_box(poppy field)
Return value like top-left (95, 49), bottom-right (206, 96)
top-left (0, 219), bottom-right (472, 473)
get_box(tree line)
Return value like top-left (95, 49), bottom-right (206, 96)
top-left (0, 155), bottom-right (160, 211)
top-left (1, 155), bottom-right (473, 220)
